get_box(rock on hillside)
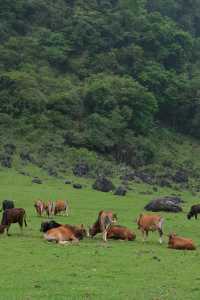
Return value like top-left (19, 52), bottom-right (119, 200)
top-left (144, 196), bottom-right (183, 213)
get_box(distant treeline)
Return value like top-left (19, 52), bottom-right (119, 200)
top-left (0, 0), bottom-right (200, 164)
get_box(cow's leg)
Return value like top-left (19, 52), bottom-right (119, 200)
top-left (59, 240), bottom-right (70, 245)
top-left (6, 225), bottom-right (11, 236)
top-left (195, 214), bottom-right (197, 220)
top-left (19, 220), bottom-right (24, 234)
top-left (65, 208), bottom-right (69, 217)
top-left (158, 218), bottom-right (164, 244)
top-left (103, 230), bottom-right (108, 242)
top-left (158, 228), bottom-right (163, 244)
top-left (141, 229), bottom-right (146, 242)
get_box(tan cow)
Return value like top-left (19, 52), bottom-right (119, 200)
top-left (168, 233), bottom-right (196, 250)
top-left (52, 200), bottom-right (69, 216)
top-left (89, 210), bottom-right (117, 242)
top-left (40, 220), bottom-right (87, 244)
top-left (137, 213), bottom-right (164, 243)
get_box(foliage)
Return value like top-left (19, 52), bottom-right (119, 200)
top-left (0, 0), bottom-right (200, 164)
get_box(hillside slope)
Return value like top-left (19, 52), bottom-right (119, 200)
top-left (0, 0), bottom-right (200, 182)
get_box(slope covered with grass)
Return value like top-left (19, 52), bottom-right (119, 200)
top-left (0, 168), bottom-right (200, 299)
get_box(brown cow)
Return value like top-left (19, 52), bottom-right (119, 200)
top-left (52, 200), bottom-right (69, 216)
top-left (0, 208), bottom-right (27, 236)
top-left (137, 213), bottom-right (164, 243)
top-left (168, 233), bottom-right (196, 250)
top-left (40, 220), bottom-right (87, 244)
top-left (107, 225), bottom-right (136, 241)
top-left (89, 210), bottom-right (117, 242)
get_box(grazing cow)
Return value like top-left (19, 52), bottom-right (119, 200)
top-left (137, 213), bottom-right (164, 243)
top-left (34, 200), bottom-right (46, 216)
top-left (187, 204), bottom-right (200, 220)
top-left (40, 220), bottom-right (87, 244)
top-left (52, 200), bottom-right (69, 216)
top-left (89, 210), bottom-right (117, 242)
top-left (0, 200), bottom-right (14, 212)
top-left (107, 225), bottom-right (136, 241)
top-left (0, 208), bottom-right (27, 236)
top-left (168, 233), bottom-right (196, 250)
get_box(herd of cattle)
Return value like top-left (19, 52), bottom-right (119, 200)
top-left (0, 199), bottom-right (200, 250)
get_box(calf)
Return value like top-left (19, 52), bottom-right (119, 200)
top-left (0, 200), bottom-right (14, 212)
top-left (40, 220), bottom-right (87, 244)
top-left (187, 204), bottom-right (200, 220)
top-left (107, 225), bottom-right (136, 241)
top-left (0, 208), bottom-right (27, 236)
top-left (137, 213), bottom-right (164, 243)
top-left (89, 210), bottom-right (117, 242)
top-left (168, 233), bottom-right (196, 250)
top-left (52, 200), bottom-right (69, 216)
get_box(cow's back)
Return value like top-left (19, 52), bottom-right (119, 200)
top-left (46, 226), bottom-right (75, 241)
top-left (138, 214), bottom-right (161, 230)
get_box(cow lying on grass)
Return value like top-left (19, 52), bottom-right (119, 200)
top-left (106, 225), bottom-right (136, 241)
top-left (0, 208), bottom-right (27, 236)
top-left (187, 204), bottom-right (200, 220)
top-left (89, 210), bottom-right (117, 242)
top-left (168, 233), bottom-right (196, 250)
top-left (137, 214), bottom-right (164, 243)
top-left (40, 220), bottom-right (87, 244)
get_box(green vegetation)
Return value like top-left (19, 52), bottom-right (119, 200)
top-left (1, 1), bottom-right (200, 299)
top-left (0, 0), bottom-right (200, 168)
top-left (0, 168), bottom-right (200, 300)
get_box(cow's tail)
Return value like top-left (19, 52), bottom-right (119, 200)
top-left (24, 212), bottom-right (27, 227)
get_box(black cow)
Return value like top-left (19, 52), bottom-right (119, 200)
top-left (0, 200), bottom-right (14, 212)
top-left (40, 220), bottom-right (61, 232)
top-left (187, 204), bottom-right (200, 220)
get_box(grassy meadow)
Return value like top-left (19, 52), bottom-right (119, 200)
top-left (0, 168), bottom-right (200, 300)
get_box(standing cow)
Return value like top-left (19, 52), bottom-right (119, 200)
top-left (0, 208), bottom-right (27, 236)
top-left (137, 213), bottom-right (164, 244)
top-left (89, 210), bottom-right (117, 242)
top-left (187, 204), bottom-right (200, 220)
top-left (52, 200), bottom-right (70, 216)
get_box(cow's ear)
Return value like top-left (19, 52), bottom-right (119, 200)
top-left (80, 224), bottom-right (84, 228)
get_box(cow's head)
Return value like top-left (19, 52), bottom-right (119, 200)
top-left (89, 222), bottom-right (100, 237)
top-left (187, 212), bottom-right (193, 220)
top-left (136, 214), bottom-right (143, 229)
top-left (112, 213), bottom-right (117, 223)
top-left (76, 224), bottom-right (89, 240)
top-left (168, 233), bottom-right (176, 240)
top-left (40, 220), bottom-right (61, 232)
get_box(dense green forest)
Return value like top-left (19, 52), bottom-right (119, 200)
top-left (0, 0), bottom-right (200, 169)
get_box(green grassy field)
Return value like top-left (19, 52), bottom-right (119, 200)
top-left (0, 168), bottom-right (200, 300)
